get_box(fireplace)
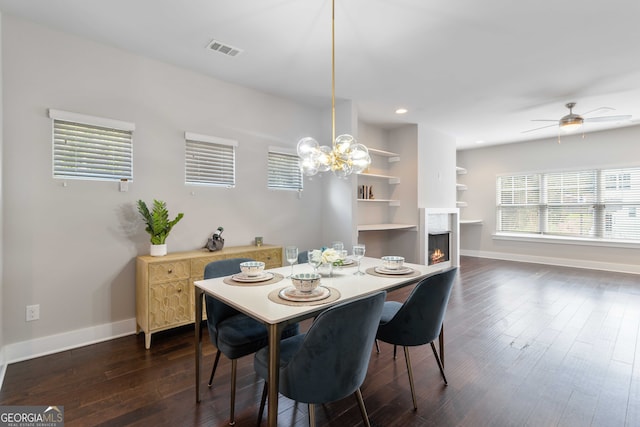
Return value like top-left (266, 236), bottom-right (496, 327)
top-left (428, 232), bottom-right (450, 265)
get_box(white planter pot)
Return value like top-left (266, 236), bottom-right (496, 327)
top-left (150, 244), bottom-right (167, 257)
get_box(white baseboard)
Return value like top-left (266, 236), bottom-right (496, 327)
top-left (460, 249), bottom-right (640, 275)
top-left (4, 317), bottom-right (137, 366)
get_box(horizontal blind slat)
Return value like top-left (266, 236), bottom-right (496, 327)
top-left (268, 151), bottom-right (302, 190)
top-left (53, 119), bottom-right (133, 181)
top-left (185, 138), bottom-right (236, 186)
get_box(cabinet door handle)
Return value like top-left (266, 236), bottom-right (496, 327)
top-left (168, 269), bottom-right (173, 274)
top-left (177, 287), bottom-right (182, 293)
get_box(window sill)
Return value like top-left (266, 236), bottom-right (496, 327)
top-left (492, 232), bottom-right (640, 249)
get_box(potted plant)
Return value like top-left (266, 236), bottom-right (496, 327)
top-left (137, 199), bottom-right (184, 256)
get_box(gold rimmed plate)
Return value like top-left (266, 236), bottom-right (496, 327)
top-left (231, 272), bottom-right (275, 283)
top-left (279, 286), bottom-right (331, 302)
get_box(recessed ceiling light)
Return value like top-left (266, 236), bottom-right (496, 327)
top-left (395, 108), bottom-right (408, 115)
top-left (475, 140), bottom-right (485, 144)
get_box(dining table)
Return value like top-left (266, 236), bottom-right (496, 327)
top-left (194, 256), bottom-right (447, 426)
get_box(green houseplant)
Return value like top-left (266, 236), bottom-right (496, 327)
top-left (137, 199), bottom-right (184, 256)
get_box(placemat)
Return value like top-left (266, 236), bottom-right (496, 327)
top-left (223, 272), bottom-right (284, 287)
top-left (365, 267), bottom-right (421, 278)
top-left (268, 286), bottom-right (341, 306)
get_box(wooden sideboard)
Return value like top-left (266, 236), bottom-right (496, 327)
top-left (136, 244), bottom-right (282, 349)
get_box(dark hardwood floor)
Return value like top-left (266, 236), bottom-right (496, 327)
top-left (2, 257), bottom-right (639, 426)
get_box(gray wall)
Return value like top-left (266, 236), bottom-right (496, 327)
top-left (0, 9), bottom-right (5, 379)
top-left (457, 126), bottom-right (640, 273)
top-left (1, 15), bottom-right (328, 354)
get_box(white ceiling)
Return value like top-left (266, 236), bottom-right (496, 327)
top-left (2, 0), bottom-right (640, 149)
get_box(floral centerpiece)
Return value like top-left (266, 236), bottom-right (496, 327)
top-left (309, 247), bottom-right (345, 276)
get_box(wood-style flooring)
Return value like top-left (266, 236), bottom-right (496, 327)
top-left (1, 257), bottom-right (639, 426)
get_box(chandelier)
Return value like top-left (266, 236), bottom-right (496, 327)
top-left (297, 0), bottom-right (371, 178)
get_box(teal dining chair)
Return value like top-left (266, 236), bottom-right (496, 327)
top-left (254, 291), bottom-right (386, 427)
top-left (375, 267), bottom-right (457, 410)
top-left (204, 258), bottom-right (300, 426)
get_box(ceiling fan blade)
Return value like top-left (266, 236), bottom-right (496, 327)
top-left (580, 107), bottom-right (615, 116)
top-left (522, 123), bottom-right (558, 133)
top-left (530, 119), bottom-right (557, 122)
top-left (584, 115), bottom-right (632, 123)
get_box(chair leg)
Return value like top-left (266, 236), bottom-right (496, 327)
top-left (257, 382), bottom-right (267, 427)
top-left (375, 339), bottom-right (380, 353)
top-left (208, 350), bottom-right (222, 387)
top-left (393, 345), bottom-right (397, 359)
top-left (430, 341), bottom-right (448, 385)
top-left (403, 346), bottom-right (418, 411)
top-left (354, 388), bottom-right (371, 427)
top-left (229, 359), bottom-right (237, 426)
top-left (308, 403), bottom-right (316, 427)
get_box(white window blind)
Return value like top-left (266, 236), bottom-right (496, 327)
top-left (49, 109), bottom-right (134, 181)
top-left (268, 147), bottom-right (303, 191)
top-left (601, 167), bottom-right (640, 240)
top-left (496, 174), bottom-right (540, 233)
top-left (497, 167), bottom-right (640, 241)
top-left (185, 132), bottom-right (237, 187)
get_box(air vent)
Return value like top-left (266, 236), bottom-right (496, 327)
top-left (207, 39), bottom-right (243, 57)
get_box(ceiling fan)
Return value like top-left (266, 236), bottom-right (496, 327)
top-left (523, 102), bottom-right (632, 134)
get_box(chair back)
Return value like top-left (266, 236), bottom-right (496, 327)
top-left (279, 291), bottom-right (386, 404)
top-left (297, 250), bottom-right (308, 264)
top-left (377, 267), bottom-right (457, 347)
top-left (204, 258), bottom-right (253, 343)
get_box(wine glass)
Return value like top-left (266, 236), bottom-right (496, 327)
top-left (308, 249), bottom-right (323, 274)
top-left (285, 246), bottom-right (298, 278)
top-left (332, 241), bottom-right (344, 252)
top-left (353, 244), bottom-right (366, 275)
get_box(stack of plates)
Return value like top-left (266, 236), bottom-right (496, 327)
top-left (279, 286), bottom-right (331, 302)
top-left (374, 266), bottom-right (413, 275)
top-left (231, 272), bottom-right (275, 283)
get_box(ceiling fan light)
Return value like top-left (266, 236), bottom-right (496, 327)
top-left (560, 116), bottom-right (583, 132)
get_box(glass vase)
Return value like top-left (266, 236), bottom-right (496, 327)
top-left (317, 263), bottom-right (333, 277)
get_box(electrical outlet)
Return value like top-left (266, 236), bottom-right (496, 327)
top-left (26, 304), bottom-right (40, 321)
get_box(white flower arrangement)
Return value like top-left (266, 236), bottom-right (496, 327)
top-left (309, 248), bottom-right (344, 266)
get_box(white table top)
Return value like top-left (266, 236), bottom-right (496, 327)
top-left (194, 256), bottom-right (443, 325)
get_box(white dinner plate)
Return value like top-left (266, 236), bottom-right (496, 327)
top-left (279, 286), bottom-right (331, 302)
top-left (374, 266), bottom-right (414, 275)
top-left (231, 272), bottom-right (275, 283)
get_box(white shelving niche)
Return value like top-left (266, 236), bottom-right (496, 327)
top-left (357, 148), bottom-right (416, 232)
top-left (456, 165), bottom-right (483, 225)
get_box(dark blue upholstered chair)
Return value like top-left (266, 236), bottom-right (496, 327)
top-left (254, 291), bottom-right (386, 427)
top-left (297, 250), bottom-right (309, 264)
top-left (204, 258), bottom-right (300, 426)
top-left (376, 267), bottom-right (457, 410)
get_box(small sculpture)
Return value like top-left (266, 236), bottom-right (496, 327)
top-left (206, 226), bottom-right (225, 252)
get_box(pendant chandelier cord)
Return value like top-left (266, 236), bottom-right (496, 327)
top-left (295, 0), bottom-right (371, 177)
top-left (331, 0), bottom-right (336, 145)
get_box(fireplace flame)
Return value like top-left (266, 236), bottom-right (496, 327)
top-left (431, 249), bottom-right (445, 264)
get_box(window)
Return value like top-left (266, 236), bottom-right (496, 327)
top-left (49, 109), bottom-right (134, 181)
top-left (185, 132), bottom-right (237, 187)
top-left (497, 167), bottom-right (640, 241)
top-left (267, 147), bottom-right (303, 191)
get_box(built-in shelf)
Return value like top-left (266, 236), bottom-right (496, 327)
top-left (357, 199), bottom-right (400, 206)
top-left (358, 172), bottom-right (400, 184)
top-left (358, 223), bottom-right (417, 232)
top-left (367, 148), bottom-right (400, 163)
top-left (456, 183), bottom-right (467, 190)
top-left (456, 166), bottom-right (467, 175)
top-left (460, 219), bottom-right (483, 224)
top-left (456, 201), bottom-right (468, 207)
